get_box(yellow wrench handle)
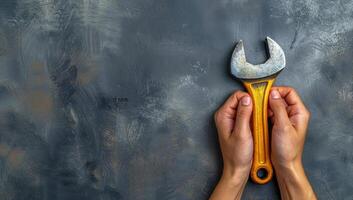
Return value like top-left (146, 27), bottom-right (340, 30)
top-left (243, 77), bottom-right (275, 184)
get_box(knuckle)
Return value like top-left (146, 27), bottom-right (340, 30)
top-left (234, 90), bottom-right (243, 95)
top-left (305, 109), bottom-right (311, 119)
top-left (287, 86), bottom-right (295, 91)
top-left (284, 86), bottom-right (297, 94)
top-left (231, 91), bottom-right (240, 101)
top-left (233, 90), bottom-right (246, 98)
top-left (287, 86), bottom-right (297, 95)
top-left (214, 110), bottom-right (226, 124)
top-left (213, 111), bottom-right (219, 122)
top-left (231, 93), bottom-right (238, 103)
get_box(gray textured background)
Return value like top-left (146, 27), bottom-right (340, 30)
top-left (0, 0), bottom-right (352, 199)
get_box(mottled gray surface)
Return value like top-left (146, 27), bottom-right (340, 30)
top-left (0, 0), bottom-right (352, 199)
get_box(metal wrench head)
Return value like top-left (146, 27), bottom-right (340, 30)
top-left (231, 37), bottom-right (286, 79)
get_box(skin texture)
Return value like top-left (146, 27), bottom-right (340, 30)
top-left (209, 86), bottom-right (317, 200)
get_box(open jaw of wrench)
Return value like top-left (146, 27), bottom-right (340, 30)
top-left (231, 37), bottom-right (286, 184)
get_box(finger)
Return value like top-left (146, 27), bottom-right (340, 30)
top-left (272, 86), bottom-right (310, 131)
top-left (269, 89), bottom-right (291, 127)
top-left (272, 86), bottom-right (308, 114)
top-left (214, 91), bottom-right (249, 139)
top-left (233, 95), bottom-right (253, 138)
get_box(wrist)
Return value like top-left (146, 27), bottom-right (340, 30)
top-left (221, 166), bottom-right (250, 187)
top-left (272, 157), bottom-right (302, 172)
top-left (274, 159), bottom-right (304, 178)
top-left (274, 160), bottom-right (316, 200)
top-left (209, 167), bottom-right (250, 200)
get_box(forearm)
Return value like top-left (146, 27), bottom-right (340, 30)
top-left (275, 161), bottom-right (317, 200)
top-left (209, 168), bottom-right (249, 200)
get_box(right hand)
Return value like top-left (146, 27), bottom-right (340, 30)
top-left (268, 86), bottom-right (316, 200)
top-left (214, 91), bottom-right (254, 180)
top-left (268, 86), bottom-right (311, 168)
top-left (210, 91), bottom-right (253, 200)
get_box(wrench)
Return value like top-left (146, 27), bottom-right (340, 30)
top-left (230, 37), bottom-right (286, 184)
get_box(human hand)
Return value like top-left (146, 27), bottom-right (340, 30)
top-left (268, 86), bottom-right (316, 200)
top-left (210, 91), bottom-right (253, 200)
top-left (268, 86), bottom-right (310, 168)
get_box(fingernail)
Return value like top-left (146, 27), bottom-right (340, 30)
top-left (241, 96), bottom-right (251, 106)
top-left (271, 90), bottom-right (280, 99)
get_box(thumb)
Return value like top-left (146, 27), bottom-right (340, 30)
top-left (233, 95), bottom-right (253, 136)
top-left (269, 90), bottom-right (290, 127)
